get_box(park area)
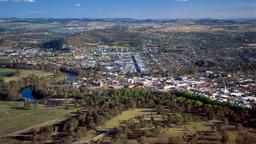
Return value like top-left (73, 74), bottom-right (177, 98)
top-left (0, 101), bottom-right (76, 137)
top-left (97, 109), bottom-right (152, 130)
top-left (91, 108), bottom-right (255, 144)
top-left (0, 68), bottom-right (52, 82)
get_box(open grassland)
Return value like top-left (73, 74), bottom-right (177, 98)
top-left (0, 68), bottom-right (16, 77)
top-left (161, 120), bottom-right (219, 137)
top-left (0, 68), bottom-right (52, 82)
top-left (97, 109), bottom-right (153, 130)
top-left (99, 109), bottom-right (243, 144)
top-left (0, 101), bottom-right (76, 136)
top-left (143, 119), bottom-right (239, 144)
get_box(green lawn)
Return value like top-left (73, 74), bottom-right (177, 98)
top-left (0, 68), bottom-right (16, 77)
top-left (97, 109), bottom-right (152, 130)
top-left (161, 121), bottom-right (214, 138)
top-left (0, 68), bottom-right (52, 82)
top-left (0, 101), bottom-right (76, 136)
top-left (161, 120), bottom-right (239, 144)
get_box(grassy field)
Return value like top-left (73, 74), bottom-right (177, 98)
top-left (0, 68), bottom-right (16, 77)
top-left (161, 120), bottom-right (217, 137)
top-left (97, 109), bottom-right (152, 130)
top-left (0, 101), bottom-right (76, 136)
top-left (98, 108), bottom-right (241, 144)
top-left (0, 68), bottom-right (52, 82)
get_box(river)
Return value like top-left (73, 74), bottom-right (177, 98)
top-left (21, 87), bottom-right (36, 102)
top-left (66, 72), bottom-right (75, 84)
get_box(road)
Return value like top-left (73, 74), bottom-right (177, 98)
top-left (2, 118), bottom-right (68, 138)
top-left (73, 128), bottom-right (117, 144)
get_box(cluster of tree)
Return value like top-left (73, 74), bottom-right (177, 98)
top-left (0, 74), bottom-right (59, 100)
top-left (0, 62), bottom-right (60, 73)
top-left (40, 38), bottom-right (64, 50)
top-left (25, 88), bottom-right (256, 143)
top-left (59, 67), bottom-right (80, 76)
top-left (0, 78), bottom-right (30, 100)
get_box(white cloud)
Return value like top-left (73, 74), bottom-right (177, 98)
top-left (177, 0), bottom-right (189, 2)
top-left (24, 0), bottom-right (36, 3)
top-left (75, 3), bottom-right (81, 7)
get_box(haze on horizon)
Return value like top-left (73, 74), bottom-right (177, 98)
top-left (0, 0), bottom-right (255, 19)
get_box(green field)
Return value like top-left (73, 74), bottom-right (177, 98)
top-left (0, 68), bottom-right (52, 82)
top-left (0, 68), bottom-right (16, 77)
top-left (98, 109), bottom-right (241, 144)
top-left (0, 101), bottom-right (76, 136)
top-left (161, 120), bottom-right (218, 137)
top-left (97, 109), bottom-right (152, 130)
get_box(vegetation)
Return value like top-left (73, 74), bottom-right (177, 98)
top-left (13, 88), bottom-right (254, 143)
top-left (0, 18), bottom-right (256, 143)
top-left (2, 69), bottom-right (52, 83)
top-left (97, 109), bottom-right (151, 130)
top-left (0, 101), bottom-right (76, 136)
top-left (0, 68), bottom-right (17, 78)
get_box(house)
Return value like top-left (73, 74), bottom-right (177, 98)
top-left (241, 96), bottom-right (256, 102)
top-left (230, 92), bottom-right (244, 97)
top-left (82, 60), bottom-right (96, 68)
top-left (140, 78), bottom-right (153, 87)
top-left (92, 80), bottom-right (105, 87)
top-left (176, 83), bottom-right (187, 88)
top-left (164, 85), bottom-right (176, 90)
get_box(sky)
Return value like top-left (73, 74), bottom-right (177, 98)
top-left (0, 0), bottom-right (255, 19)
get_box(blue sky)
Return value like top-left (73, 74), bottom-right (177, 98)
top-left (0, 0), bottom-right (255, 19)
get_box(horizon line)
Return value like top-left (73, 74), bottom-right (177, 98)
top-left (1, 17), bottom-right (256, 20)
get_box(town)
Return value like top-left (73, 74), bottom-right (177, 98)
top-left (0, 17), bottom-right (256, 144)
top-left (1, 44), bottom-right (256, 108)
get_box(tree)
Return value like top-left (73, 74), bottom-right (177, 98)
top-left (137, 136), bottom-right (145, 144)
top-left (167, 113), bottom-right (183, 126)
top-left (236, 123), bottom-right (244, 131)
top-left (64, 135), bottom-right (73, 144)
top-left (116, 134), bottom-right (128, 144)
top-left (151, 126), bottom-right (161, 136)
top-left (77, 127), bottom-right (87, 139)
top-left (168, 137), bottom-right (183, 144)
top-left (221, 131), bottom-right (229, 143)
top-left (189, 133), bottom-right (199, 144)
top-left (236, 132), bottom-right (256, 144)
top-left (65, 118), bottom-right (79, 134)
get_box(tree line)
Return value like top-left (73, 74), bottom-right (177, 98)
top-left (27, 88), bottom-right (256, 143)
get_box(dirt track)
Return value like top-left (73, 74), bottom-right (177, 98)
top-left (2, 118), bottom-right (68, 138)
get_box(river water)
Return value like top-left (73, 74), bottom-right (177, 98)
top-left (21, 87), bottom-right (36, 102)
